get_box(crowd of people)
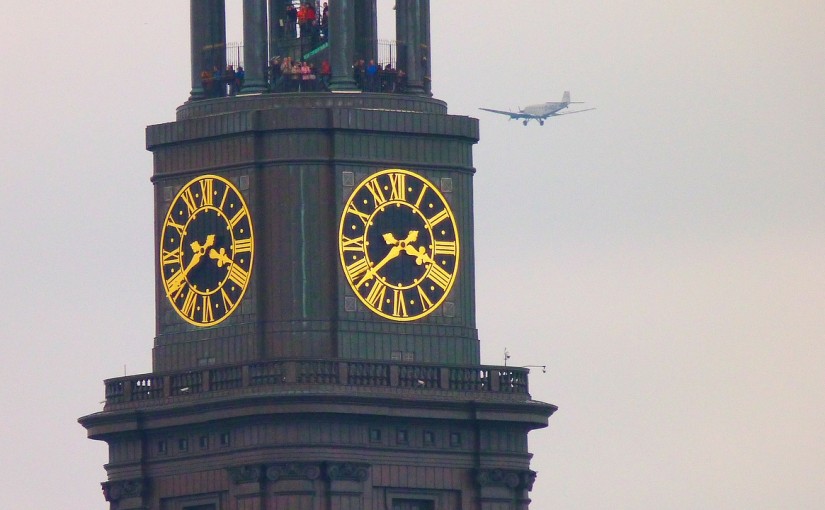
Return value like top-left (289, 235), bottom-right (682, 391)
top-left (200, 64), bottom-right (245, 98)
top-left (199, 2), bottom-right (415, 97)
top-left (265, 56), bottom-right (408, 93)
top-left (352, 59), bottom-right (407, 93)
top-left (283, 2), bottom-right (329, 44)
top-left (269, 56), bottom-right (330, 92)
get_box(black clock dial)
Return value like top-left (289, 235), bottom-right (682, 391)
top-left (339, 169), bottom-right (459, 321)
top-left (160, 175), bottom-right (254, 326)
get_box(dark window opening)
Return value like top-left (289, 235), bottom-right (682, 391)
top-left (393, 499), bottom-right (434, 510)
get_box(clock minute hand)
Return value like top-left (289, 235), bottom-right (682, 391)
top-left (356, 244), bottom-right (402, 287)
top-left (355, 230), bottom-right (419, 287)
top-left (166, 235), bottom-right (217, 297)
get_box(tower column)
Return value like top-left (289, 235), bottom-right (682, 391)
top-left (354, 0), bottom-right (378, 63)
top-left (420, 0), bottom-right (432, 96)
top-left (397, 0), bottom-right (425, 95)
top-left (329, 0), bottom-right (359, 91)
top-left (189, 0), bottom-right (226, 100)
top-left (243, 0), bottom-right (269, 93)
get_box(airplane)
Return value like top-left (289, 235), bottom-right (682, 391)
top-left (479, 91), bottom-right (594, 126)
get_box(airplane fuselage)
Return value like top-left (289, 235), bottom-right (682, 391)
top-left (521, 102), bottom-right (568, 116)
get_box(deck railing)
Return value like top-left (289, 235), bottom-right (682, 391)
top-left (103, 359), bottom-right (531, 407)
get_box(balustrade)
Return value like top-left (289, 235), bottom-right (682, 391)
top-left (210, 365), bottom-right (243, 390)
top-left (101, 360), bottom-right (530, 407)
top-left (171, 371), bottom-right (203, 396)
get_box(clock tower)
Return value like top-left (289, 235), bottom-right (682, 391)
top-left (80, 2), bottom-right (556, 509)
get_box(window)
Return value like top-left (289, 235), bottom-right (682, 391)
top-left (393, 499), bottom-right (434, 510)
top-left (396, 429), bottom-right (408, 444)
top-left (168, 494), bottom-right (219, 510)
top-left (449, 432), bottom-right (461, 447)
top-left (423, 430), bottom-right (434, 445)
top-left (178, 438), bottom-right (189, 452)
top-left (370, 428), bottom-right (382, 442)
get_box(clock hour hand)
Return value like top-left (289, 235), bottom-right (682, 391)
top-left (383, 230), bottom-right (419, 246)
top-left (404, 244), bottom-right (435, 265)
top-left (208, 247), bottom-right (233, 268)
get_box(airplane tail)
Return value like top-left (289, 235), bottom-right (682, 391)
top-left (562, 91), bottom-right (570, 104)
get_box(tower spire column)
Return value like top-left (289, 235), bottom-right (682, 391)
top-left (189, 0), bottom-right (226, 101)
top-left (396, 0), bottom-right (426, 96)
top-left (329, 0), bottom-right (359, 91)
top-left (243, 0), bottom-right (269, 93)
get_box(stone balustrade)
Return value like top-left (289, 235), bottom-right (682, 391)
top-left (102, 359), bottom-right (531, 410)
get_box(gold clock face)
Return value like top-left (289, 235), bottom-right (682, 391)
top-left (339, 169), bottom-right (459, 321)
top-left (160, 175), bottom-right (254, 326)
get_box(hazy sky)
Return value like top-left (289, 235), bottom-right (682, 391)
top-left (1, 1), bottom-right (823, 508)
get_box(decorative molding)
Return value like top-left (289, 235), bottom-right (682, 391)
top-left (266, 462), bottom-right (322, 482)
top-left (101, 479), bottom-right (145, 502)
top-left (475, 469), bottom-right (536, 491)
top-left (227, 465), bottom-right (263, 484)
top-left (325, 462), bottom-right (370, 482)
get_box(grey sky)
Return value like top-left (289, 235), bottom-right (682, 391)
top-left (1, 1), bottom-right (823, 508)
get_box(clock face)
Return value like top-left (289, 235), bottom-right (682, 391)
top-left (160, 175), bottom-right (254, 326)
top-left (339, 169), bottom-right (459, 321)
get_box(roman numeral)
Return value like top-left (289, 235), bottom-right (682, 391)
top-left (181, 188), bottom-right (198, 214)
top-left (229, 208), bottom-right (247, 228)
top-left (428, 209), bottom-right (450, 227)
top-left (201, 294), bottom-right (214, 323)
top-left (219, 185), bottom-right (230, 210)
top-left (345, 257), bottom-right (370, 282)
top-left (392, 289), bottom-right (408, 318)
top-left (427, 262), bottom-right (452, 290)
top-left (365, 178), bottom-right (388, 207)
top-left (417, 286), bottom-right (434, 311)
top-left (389, 173), bottom-right (406, 201)
top-left (233, 238), bottom-right (253, 253)
top-left (161, 246), bottom-right (181, 265)
top-left (414, 186), bottom-right (428, 209)
top-left (199, 178), bottom-right (214, 207)
top-left (346, 202), bottom-right (371, 224)
top-left (433, 240), bottom-right (457, 256)
top-left (181, 290), bottom-right (198, 319)
top-left (220, 288), bottom-right (235, 311)
top-left (165, 269), bottom-right (186, 300)
top-left (365, 280), bottom-right (387, 309)
top-left (228, 264), bottom-right (250, 288)
top-left (165, 219), bottom-right (186, 236)
top-left (341, 236), bottom-right (365, 252)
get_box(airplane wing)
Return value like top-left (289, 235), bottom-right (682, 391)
top-left (479, 108), bottom-right (530, 119)
top-left (550, 108), bottom-right (596, 117)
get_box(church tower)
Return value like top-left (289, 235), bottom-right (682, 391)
top-left (80, 2), bottom-right (556, 509)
